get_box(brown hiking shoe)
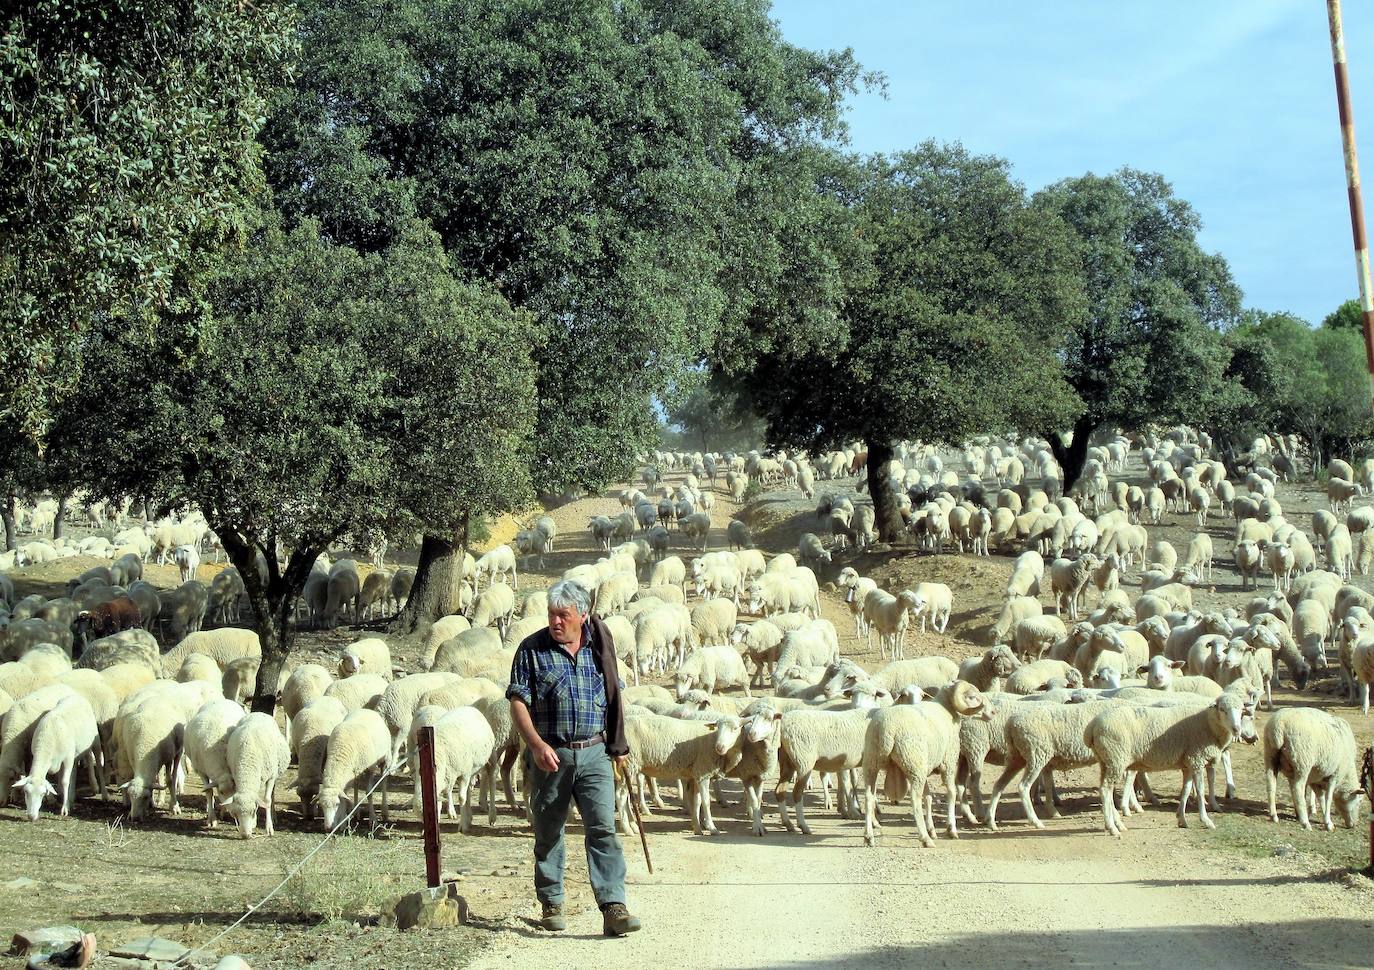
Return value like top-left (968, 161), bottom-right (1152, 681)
top-left (540, 901), bottom-right (566, 932)
top-left (601, 902), bottom-right (641, 937)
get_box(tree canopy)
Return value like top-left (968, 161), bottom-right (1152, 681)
top-left (65, 216), bottom-right (537, 706)
top-left (1033, 168), bottom-right (1242, 487)
top-left (262, 0), bottom-right (873, 494)
top-left (745, 143), bottom-right (1085, 537)
top-left (0, 0), bottom-right (295, 436)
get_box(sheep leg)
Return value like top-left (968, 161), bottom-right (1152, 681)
top-left (862, 772), bottom-right (882, 846)
top-left (1205, 762), bottom-right (1219, 812)
top-left (911, 779), bottom-right (935, 848)
top-left (746, 779), bottom-right (766, 837)
top-left (265, 779), bottom-right (276, 836)
top-left (984, 756), bottom-right (1026, 831)
top-left (940, 768), bottom-right (958, 839)
top-left (1291, 768), bottom-right (1312, 830)
top-left (1266, 764), bottom-right (1280, 822)
top-left (959, 760), bottom-right (984, 825)
top-left (1100, 767), bottom-right (1123, 837)
top-left (1017, 763), bottom-right (1047, 830)
top-left (648, 777), bottom-right (665, 811)
top-left (791, 772), bottom-right (814, 836)
top-left (698, 775), bottom-right (720, 835)
top-left (1320, 784), bottom-right (1337, 832)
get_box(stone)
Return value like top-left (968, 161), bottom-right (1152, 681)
top-left (3, 877), bottom-right (41, 892)
top-left (11, 926), bottom-right (83, 956)
top-left (1273, 843), bottom-right (1296, 858)
top-left (50, 884), bottom-right (86, 895)
top-left (382, 883), bottom-right (469, 931)
top-left (109, 937), bottom-right (190, 963)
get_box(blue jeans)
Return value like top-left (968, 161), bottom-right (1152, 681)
top-left (527, 741), bottom-right (627, 907)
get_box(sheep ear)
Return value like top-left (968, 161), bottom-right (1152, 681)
top-left (44, 780), bottom-right (57, 797)
top-left (1171, 660), bottom-right (1186, 669)
top-left (12, 777), bottom-right (26, 788)
top-left (1135, 665), bottom-right (1149, 675)
top-left (772, 711), bottom-right (783, 721)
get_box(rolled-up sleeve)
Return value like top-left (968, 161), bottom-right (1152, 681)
top-left (505, 647), bottom-right (534, 705)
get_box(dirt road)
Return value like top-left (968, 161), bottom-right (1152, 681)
top-left (467, 799), bottom-right (1373, 969)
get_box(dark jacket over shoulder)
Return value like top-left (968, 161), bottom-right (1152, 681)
top-left (513, 615), bottom-right (628, 757)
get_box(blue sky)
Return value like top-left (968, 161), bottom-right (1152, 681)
top-left (770, 0), bottom-right (1373, 325)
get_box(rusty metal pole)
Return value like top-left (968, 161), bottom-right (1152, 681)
top-left (418, 725), bottom-right (442, 888)
top-left (1327, 0), bottom-right (1374, 406)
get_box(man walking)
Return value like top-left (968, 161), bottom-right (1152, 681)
top-left (507, 578), bottom-right (642, 936)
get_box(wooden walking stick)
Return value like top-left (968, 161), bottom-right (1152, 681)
top-left (615, 760), bottom-right (654, 874)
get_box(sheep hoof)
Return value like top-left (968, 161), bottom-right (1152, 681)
top-left (1202, 818), bottom-right (1215, 830)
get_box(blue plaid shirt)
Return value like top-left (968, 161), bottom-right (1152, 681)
top-left (507, 624), bottom-right (608, 746)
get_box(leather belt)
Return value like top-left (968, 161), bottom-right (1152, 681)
top-left (566, 733), bottom-right (605, 750)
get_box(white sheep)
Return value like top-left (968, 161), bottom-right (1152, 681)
top-left (861, 681), bottom-right (991, 847)
top-left (184, 698), bottom-right (248, 828)
top-left (774, 690), bottom-right (887, 834)
top-left (731, 620), bottom-right (785, 688)
top-left (910, 582), bottom-right (953, 634)
top-left (174, 544), bottom-right (201, 584)
top-left (323, 672), bottom-right (388, 714)
top-left (690, 598), bottom-right (738, 648)
top-left (114, 697), bottom-right (189, 821)
top-left (991, 596), bottom-right (1043, 646)
top-left (0, 683), bottom-right (78, 803)
top-left (618, 712), bottom-right (744, 835)
top-left (1012, 615), bottom-right (1068, 660)
top-left (1263, 707), bottom-right (1365, 830)
top-left (375, 671), bottom-right (465, 764)
top-left (1085, 692), bottom-right (1255, 835)
top-left (474, 544), bottom-right (518, 591)
top-left (98, 662), bottom-right (157, 703)
top-left (12, 693), bottom-right (103, 820)
top-left (77, 629), bottom-right (160, 673)
top-left (288, 697), bottom-right (349, 819)
top-left (338, 638), bottom-right (393, 681)
top-left (225, 712), bottom-right (291, 837)
top-left (318, 708), bottom-right (392, 830)
top-left (674, 646), bottom-right (751, 699)
top-left (1049, 555), bottom-right (1097, 621)
top-left (870, 656), bottom-right (960, 696)
top-left (408, 706), bottom-right (496, 833)
top-left (957, 645), bottom-right (1022, 692)
top-left (322, 559), bottom-right (362, 628)
top-left (421, 615), bottom-right (472, 669)
top-left (633, 605), bottom-right (694, 679)
top-left (1136, 656), bottom-right (1223, 698)
top-left (159, 629), bottom-right (261, 679)
top-left (1005, 659), bottom-right (1082, 694)
top-left (863, 589), bottom-right (918, 659)
top-left (469, 582), bottom-right (517, 634)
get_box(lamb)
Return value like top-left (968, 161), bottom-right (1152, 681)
top-left (1263, 707), bottom-right (1365, 831)
top-left (1050, 554), bottom-right (1099, 620)
top-left (77, 629), bottom-right (160, 673)
top-left (689, 599), bottom-right (739, 649)
top-left (224, 712), bottom-right (291, 837)
top-left (114, 698), bottom-right (189, 821)
top-left (1327, 524), bottom-right (1356, 580)
top-left (389, 568), bottom-right (416, 613)
top-left (1005, 659), bottom-right (1082, 694)
top-left (863, 589), bottom-right (918, 659)
top-left (674, 646), bottom-right (751, 699)
top-left (909, 582), bottom-right (953, 634)
top-left (0, 684), bottom-right (78, 803)
top-left (1012, 615), bottom-right (1068, 660)
top-left (1232, 540), bottom-right (1262, 589)
top-left (860, 681), bottom-right (991, 847)
top-left (159, 629), bottom-right (261, 679)
top-left (375, 672), bottom-right (466, 764)
top-left (469, 582), bottom-right (517, 634)
top-left (314, 559), bottom-right (361, 629)
top-left (185, 698), bottom-right (248, 828)
top-left (1085, 692), bottom-right (1256, 834)
top-left (870, 656), bottom-right (960, 696)
top-left (774, 691), bottom-right (887, 835)
top-left (732, 620), bottom-right (785, 687)
top-left (98, 663), bottom-right (157, 703)
top-left (338, 638), bottom-right (394, 681)
top-left (474, 545), bottom-right (518, 591)
top-left (279, 663), bottom-right (334, 731)
top-left (12, 693), bottom-right (103, 820)
top-left (288, 697), bottom-right (349, 819)
top-left (958, 645), bottom-right (1022, 692)
top-left (174, 544), bottom-right (201, 584)
top-left (797, 532), bottom-right (831, 569)
top-left (323, 671), bottom-right (387, 713)
top-left (421, 615), bottom-right (472, 669)
top-left (837, 567), bottom-right (878, 637)
top-left (990, 596), bottom-right (1043, 646)
top-left (633, 605), bottom-right (694, 680)
top-left (408, 706), bottom-right (496, 832)
top-left (617, 713), bottom-right (744, 835)
top-left (318, 708), bottom-right (392, 830)
top-left (1136, 656), bottom-right (1223, 697)
top-left (1264, 540), bottom-right (1296, 592)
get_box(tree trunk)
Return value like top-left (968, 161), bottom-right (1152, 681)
top-left (865, 439), bottom-right (904, 543)
top-left (395, 517), bottom-right (470, 635)
top-left (1048, 416), bottom-right (1096, 494)
top-left (219, 526), bottom-right (317, 715)
top-left (52, 492), bottom-right (69, 540)
top-left (2, 496), bottom-right (15, 551)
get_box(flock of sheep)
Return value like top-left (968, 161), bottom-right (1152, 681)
top-left (0, 429), bottom-right (1370, 857)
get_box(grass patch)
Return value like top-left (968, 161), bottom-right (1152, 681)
top-left (270, 833), bottom-right (422, 923)
top-left (1210, 810), bottom-right (1371, 874)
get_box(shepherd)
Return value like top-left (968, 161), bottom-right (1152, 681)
top-left (507, 578), bottom-right (642, 936)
